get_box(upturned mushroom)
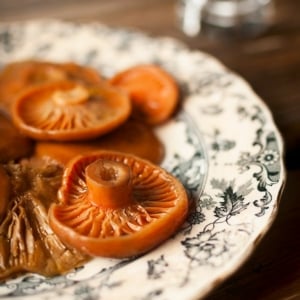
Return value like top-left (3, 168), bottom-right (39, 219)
top-left (49, 151), bottom-right (189, 258)
top-left (0, 60), bottom-right (103, 113)
top-left (12, 80), bottom-right (131, 141)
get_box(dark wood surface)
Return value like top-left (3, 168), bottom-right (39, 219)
top-left (1, 0), bottom-right (300, 299)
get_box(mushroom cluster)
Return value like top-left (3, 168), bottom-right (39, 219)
top-left (0, 60), bottom-right (187, 280)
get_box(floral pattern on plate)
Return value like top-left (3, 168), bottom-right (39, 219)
top-left (0, 20), bottom-right (285, 300)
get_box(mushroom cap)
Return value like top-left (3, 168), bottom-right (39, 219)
top-left (110, 64), bottom-right (179, 125)
top-left (12, 80), bottom-right (131, 141)
top-left (49, 151), bottom-right (188, 258)
top-left (0, 60), bottom-right (102, 113)
top-left (0, 110), bottom-right (34, 163)
top-left (54, 61), bottom-right (103, 85)
top-left (34, 119), bottom-right (165, 165)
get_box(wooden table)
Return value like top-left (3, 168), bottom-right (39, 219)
top-left (1, 0), bottom-right (300, 299)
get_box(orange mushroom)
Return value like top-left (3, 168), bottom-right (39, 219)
top-left (12, 80), bottom-right (131, 141)
top-left (0, 60), bottom-right (102, 113)
top-left (57, 62), bottom-right (103, 85)
top-left (49, 151), bottom-right (188, 258)
top-left (0, 110), bottom-right (34, 163)
top-left (34, 119), bottom-right (165, 165)
top-left (110, 64), bottom-right (179, 125)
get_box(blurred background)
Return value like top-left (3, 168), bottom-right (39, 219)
top-left (1, 0), bottom-right (300, 299)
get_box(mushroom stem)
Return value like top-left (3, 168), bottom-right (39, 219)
top-left (85, 159), bottom-right (133, 209)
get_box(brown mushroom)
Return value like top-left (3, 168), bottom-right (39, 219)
top-left (0, 165), bottom-right (10, 223)
top-left (34, 119), bottom-right (165, 165)
top-left (12, 80), bottom-right (131, 141)
top-left (49, 151), bottom-right (189, 258)
top-left (0, 60), bottom-right (102, 113)
top-left (0, 157), bottom-right (89, 281)
top-left (0, 110), bottom-right (34, 163)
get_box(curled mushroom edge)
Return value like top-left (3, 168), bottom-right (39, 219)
top-left (49, 151), bottom-right (189, 258)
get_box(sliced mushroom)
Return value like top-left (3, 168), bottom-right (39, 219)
top-left (0, 157), bottom-right (89, 281)
top-left (49, 151), bottom-right (189, 258)
top-left (0, 60), bottom-right (102, 113)
top-left (34, 119), bottom-right (165, 165)
top-left (0, 110), bottom-right (33, 163)
top-left (12, 80), bottom-right (131, 141)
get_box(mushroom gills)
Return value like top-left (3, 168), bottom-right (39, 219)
top-left (0, 158), bottom-right (89, 281)
top-left (49, 151), bottom-right (188, 258)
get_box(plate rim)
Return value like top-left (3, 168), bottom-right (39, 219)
top-left (0, 19), bottom-right (286, 300)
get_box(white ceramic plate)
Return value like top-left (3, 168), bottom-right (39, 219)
top-left (0, 20), bottom-right (285, 300)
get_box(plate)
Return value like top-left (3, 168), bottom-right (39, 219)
top-left (0, 20), bottom-right (285, 300)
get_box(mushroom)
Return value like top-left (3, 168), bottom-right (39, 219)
top-left (0, 60), bottom-right (102, 113)
top-left (34, 119), bottom-right (165, 165)
top-left (49, 151), bottom-right (189, 258)
top-left (0, 110), bottom-right (33, 163)
top-left (59, 61), bottom-right (103, 85)
top-left (110, 64), bottom-right (179, 125)
top-left (0, 165), bottom-right (10, 223)
top-left (0, 157), bottom-right (89, 281)
top-left (12, 80), bottom-right (131, 141)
